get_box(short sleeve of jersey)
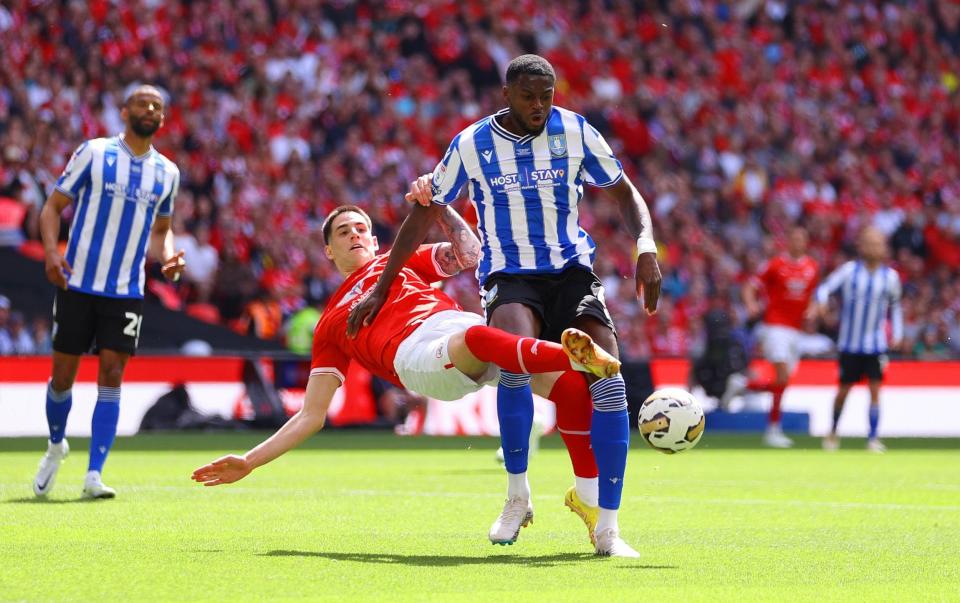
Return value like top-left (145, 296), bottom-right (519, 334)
top-left (581, 122), bottom-right (623, 187)
top-left (55, 142), bottom-right (94, 199)
top-left (402, 244), bottom-right (455, 282)
top-left (430, 135), bottom-right (468, 206)
top-left (888, 269), bottom-right (902, 302)
top-left (157, 163), bottom-right (179, 217)
top-left (310, 320), bottom-right (349, 385)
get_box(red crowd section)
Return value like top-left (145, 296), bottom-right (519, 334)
top-left (1, 1), bottom-right (958, 360)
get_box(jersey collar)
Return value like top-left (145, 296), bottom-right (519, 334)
top-left (490, 108), bottom-right (538, 145)
top-left (118, 135), bottom-right (155, 161)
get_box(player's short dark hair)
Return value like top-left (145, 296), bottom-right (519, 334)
top-left (322, 205), bottom-right (372, 245)
top-left (505, 54), bottom-right (556, 85)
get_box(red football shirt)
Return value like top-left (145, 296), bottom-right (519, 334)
top-left (310, 244), bottom-right (461, 387)
top-left (757, 255), bottom-right (819, 329)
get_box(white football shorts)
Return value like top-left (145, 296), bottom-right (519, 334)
top-left (393, 310), bottom-right (500, 401)
top-left (758, 323), bottom-right (802, 371)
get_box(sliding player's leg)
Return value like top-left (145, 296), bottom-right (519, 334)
top-left (448, 324), bottom-right (620, 380)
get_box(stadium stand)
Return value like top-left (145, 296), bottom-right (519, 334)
top-left (0, 0), bottom-right (957, 359)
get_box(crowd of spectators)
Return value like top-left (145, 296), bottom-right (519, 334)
top-left (1, 0), bottom-right (958, 360)
top-left (0, 294), bottom-right (52, 355)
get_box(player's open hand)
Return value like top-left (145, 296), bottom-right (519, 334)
top-left (162, 250), bottom-right (186, 281)
top-left (404, 173), bottom-right (433, 207)
top-left (346, 288), bottom-right (387, 338)
top-left (191, 455), bottom-right (252, 486)
top-left (635, 251), bottom-right (662, 315)
top-left (44, 250), bottom-right (72, 289)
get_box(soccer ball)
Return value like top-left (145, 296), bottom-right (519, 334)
top-left (638, 388), bottom-right (705, 454)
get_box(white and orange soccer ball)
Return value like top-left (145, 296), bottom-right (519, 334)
top-left (638, 388), bottom-right (705, 454)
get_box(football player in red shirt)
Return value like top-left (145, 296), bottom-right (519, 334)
top-left (726, 227), bottom-right (819, 447)
top-left (193, 205), bottom-right (631, 555)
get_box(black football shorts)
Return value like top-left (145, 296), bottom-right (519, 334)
top-left (52, 288), bottom-right (144, 355)
top-left (479, 266), bottom-right (616, 343)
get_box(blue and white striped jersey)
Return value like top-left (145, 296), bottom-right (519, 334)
top-left (55, 136), bottom-right (179, 299)
top-left (429, 106), bottom-right (623, 285)
top-left (816, 260), bottom-right (904, 354)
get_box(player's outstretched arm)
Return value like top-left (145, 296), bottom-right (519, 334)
top-left (39, 190), bottom-right (74, 289)
top-left (346, 201), bottom-right (444, 336)
top-left (191, 373), bottom-right (339, 486)
top-left (605, 175), bottom-right (662, 315)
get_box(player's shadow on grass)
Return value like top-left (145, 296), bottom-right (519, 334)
top-left (5, 496), bottom-right (100, 504)
top-left (262, 550), bottom-right (677, 569)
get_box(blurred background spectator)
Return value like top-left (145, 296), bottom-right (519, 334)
top-left (0, 0), bottom-right (957, 359)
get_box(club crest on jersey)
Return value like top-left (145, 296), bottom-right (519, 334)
top-left (337, 279), bottom-right (368, 308)
top-left (548, 134), bottom-right (567, 158)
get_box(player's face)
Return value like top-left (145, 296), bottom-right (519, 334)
top-left (325, 212), bottom-right (378, 273)
top-left (123, 92), bottom-right (165, 138)
top-left (859, 229), bottom-right (887, 262)
top-left (787, 228), bottom-right (808, 257)
top-left (504, 75), bottom-right (555, 135)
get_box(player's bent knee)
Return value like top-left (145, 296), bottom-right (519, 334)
top-left (447, 330), bottom-right (489, 381)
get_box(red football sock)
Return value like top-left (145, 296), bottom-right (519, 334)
top-left (548, 371), bottom-right (598, 478)
top-left (464, 325), bottom-right (571, 374)
top-left (768, 385), bottom-right (786, 425)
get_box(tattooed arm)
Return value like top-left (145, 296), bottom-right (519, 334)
top-left (435, 205), bottom-right (481, 276)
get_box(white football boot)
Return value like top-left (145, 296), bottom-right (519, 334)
top-left (822, 434), bottom-right (840, 451)
top-left (82, 471), bottom-right (116, 499)
top-left (34, 439), bottom-right (69, 497)
top-left (866, 438), bottom-right (887, 454)
top-left (763, 425), bottom-right (794, 448)
top-left (719, 373), bottom-right (748, 410)
top-left (488, 496), bottom-right (533, 545)
top-left (594, 528), bottom-right (640, 558)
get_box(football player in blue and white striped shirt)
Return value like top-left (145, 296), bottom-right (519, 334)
top-left (33, 84), bottom-right (186, 499)
top-left (349, 55), bottom-right (661, 557)
top-left (812, 227), bottom-right (903, 453)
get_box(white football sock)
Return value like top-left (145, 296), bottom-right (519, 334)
top-left (597, 508), bottom-right (619, 533)
top-left (507, 471), bottom-right (530, 500)
top-left (575, 476), bottom-right (599, 507)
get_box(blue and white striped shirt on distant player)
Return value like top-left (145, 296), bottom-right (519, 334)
top-left (429, 106), bottom-right (623, 285)
top-left (55, 135), bottom-right (180, 299)
top-left (816, 260), bottom-right (904, 354)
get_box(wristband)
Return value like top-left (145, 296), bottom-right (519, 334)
top-left (637, 237), bottom-right (657, 255)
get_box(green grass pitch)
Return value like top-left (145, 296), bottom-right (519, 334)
top-left (2, 433), bottom-right (959, 602)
